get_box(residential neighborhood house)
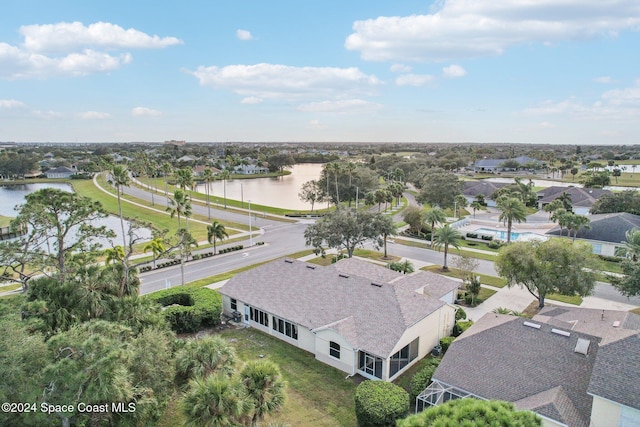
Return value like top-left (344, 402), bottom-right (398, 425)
top-left (219, 257), bottom-right (459, 381)
top-left (417, 307), bottom-right (640, 427)
top-left (546, 212), bottom-right (640, 256)
top-left (536, 186), bottom-right (611, 216)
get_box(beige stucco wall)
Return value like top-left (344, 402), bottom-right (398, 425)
top-left (314, 329), bottom-right (356, 375)
top-left (590, 395), bottom-right (621, 427)
top-left (386, 304), bottom-right (457, 381)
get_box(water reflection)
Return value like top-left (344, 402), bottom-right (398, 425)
top-left (0, 182), bottom-right (151, 247)
top-left (194, 163), bottom-right (324, 210)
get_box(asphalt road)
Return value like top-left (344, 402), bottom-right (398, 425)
top-left (123, 182), bottom-right (640, 306)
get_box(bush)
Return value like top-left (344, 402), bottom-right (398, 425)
top-left (465, 232), bottom-right (478, 239)
top-left (409, 359), bottom-right (441, 401)
top-left (439, 337), bottom-right (455, 355)
top-left (598, 254), bottom-right (622, 263)
top-left (480, 234), bottom-right (493, 241)
top-left (452, 320), bottom-right (474, 337)
top-left (455, 307), bottom-right (467, 321)
top-left (355, 381), bottom-right (409, 427)
top-left (147, 287), bottom-right (222, 333)
top-left (487, 240), bottom-right (503, 249)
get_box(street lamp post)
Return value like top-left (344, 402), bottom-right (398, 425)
top-left (248, 199), bottom-right (253, 247)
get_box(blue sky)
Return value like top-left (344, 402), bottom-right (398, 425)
top-left (1, 0), bottom-right (639, 145)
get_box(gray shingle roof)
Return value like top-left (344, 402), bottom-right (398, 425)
top-left (587, 333), bottom-right (640, 411)
top-left (546, 212), bottom-right (640, 243)
top-left (536, 186), bottom-right (611, 208)
top-left (462, 181), bottom-right (509, 198)
top-left (534, 306), bottom-right (640, 345)
top-left (433, 314), bottom-right (600, 427)
top-left (219, 257), bottom-right (452, 357)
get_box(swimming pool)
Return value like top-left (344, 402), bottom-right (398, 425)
top-left (475, 228), bottom-right (546, 242)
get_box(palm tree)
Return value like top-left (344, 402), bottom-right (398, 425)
top-left (556, 191), bottom-right (573, 211)
top-left (470, 201), bottom-right (483, 218)
top-left (433, 225), bottom-right (461, 271)
top-left (330, 162), bottom-right (341, 204)
top-left (176, 336), bottom-right (237, 381)
top-left (423, 207), bottom-right (447, 248)
top-left (161, 162), bottom-right (173, 206)
top-left (207, 220), bottom-right (229, 255)
top-left (182, 375), bottom-right (252, 427)
top-left (104, 245), bottom-right (125, 265)
top-left (177, 229), bottom-right (197, 286)
top-left (203, 168), bottom-right (215, 219)
top-left (143, 237), bottom-right (165, 269)
top-left (567, 214), bottom-right (591, 241)
top-left (241, 360), bottom-right (287, 427)
top-left (220, 169), bottom-right (230, 209)
top-left (551, 208), bottom-right (570, 237)
top-left (496, 196), bottom-right (527, 243)
top-left (167, 189), bottom-right (191, 229)
top-left (374, 189), bottom-right (387, 212)
top-left (543, 199), bottom-right (564, 220)
top-left (109, 165), bottom-right (130, 251)
top-left (622, 228), bottom-right (640, 261)
top-left (375, 214), bottom-right (397, 259)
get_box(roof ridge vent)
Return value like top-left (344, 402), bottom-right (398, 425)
top-left (370, 282), bottom-right (382, 288)
top-left (523, 321), bottom-right (541, 330)
top-left (284, 259), bottom-right (294, 264)
top-left (551, 328), bottom-right (571, 337)
top-left (338, 273), bottom-right (349, 278)
top-left (306, 265), bottom-right (316, 270)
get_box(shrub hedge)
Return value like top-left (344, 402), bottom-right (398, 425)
top-left (409, 359), bottom-right (441, 401)
top-left (147, 287), bottom-right (222, 333)
top-left (355, 380), bottom-right (409, 427)
top-left (452, 320), bottom-right (474, 337)
top-left (439, 336), bottom-right (456, 354)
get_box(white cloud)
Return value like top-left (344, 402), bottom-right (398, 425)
top-left (593, 76), bottom-right (613, 84)
top-left (395, 74), bottom-right (434, 86)
top-left (523, 80), bottom-right (640, 119)
top-left (190, 63), bottom-right (382, 100)
top-left (0, 22), bottom-right (179, 79)
top-left (131, 107), bottom-right (162, 117)
top-left (390, 64), bottom-right (412, 73)
top-left (297, 99), bottom-right (382, 113)
top-left (241, 96), bottom-right (263, 104)
top-left (0, 99), bottom-right (25, 109)
top-left (78, 111), bottom-right (111, 119)
top-left (20, 21), bottom-right (182, 53)
top-left (442, 64), bottom-right (466, 78)
top-left (32, 110), bottom-right (64, 119)
top-left (308, 119), bottom-right (327, 130)
top-left (345, 0), bottom-right (640, 61)
top-left (236, 29), bottom-right (253, 41)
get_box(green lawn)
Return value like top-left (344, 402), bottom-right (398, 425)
top-left (0, 215), bottom-right (13, 228)
top-left (630, 307), bottom-right (640, 315)
top-left (546, 293), bottom-right (583, 305)
top-left (420, 265), bottom-right (507, 288)
top-left (219, 328), bottom-right (358, 427)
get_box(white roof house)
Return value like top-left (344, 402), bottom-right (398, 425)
top-left (219, 257), bottom-right (459, 381)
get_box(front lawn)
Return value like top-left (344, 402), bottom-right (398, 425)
top-left (420, 265), bottom-right (507, 288)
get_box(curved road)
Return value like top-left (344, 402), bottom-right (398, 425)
top-left (123, 182), bottom-right (640, 306)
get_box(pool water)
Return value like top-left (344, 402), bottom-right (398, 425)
top-left (475, 228), bottom-right (545, 242)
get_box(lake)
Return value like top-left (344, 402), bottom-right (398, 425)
top-left (0, 182), bottom-right (151, 245)
top-left (195, 163), bottom-right (325, 210)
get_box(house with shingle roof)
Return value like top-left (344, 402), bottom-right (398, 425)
top-left (462, 181), bottom-right (510, 207)
top-left (546, 212), bottom-right (640, 256)
top-left (417, 308), bottom-right (640, 427)
top-left (536, 186), bottom-right (611, 215)
top-left (472, 156), bottom-right (542, 173)
top-left (219, 257), bottom-right (458, 381)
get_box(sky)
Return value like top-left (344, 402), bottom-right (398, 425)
top-left (1, 1), bottom-right (639, 145)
